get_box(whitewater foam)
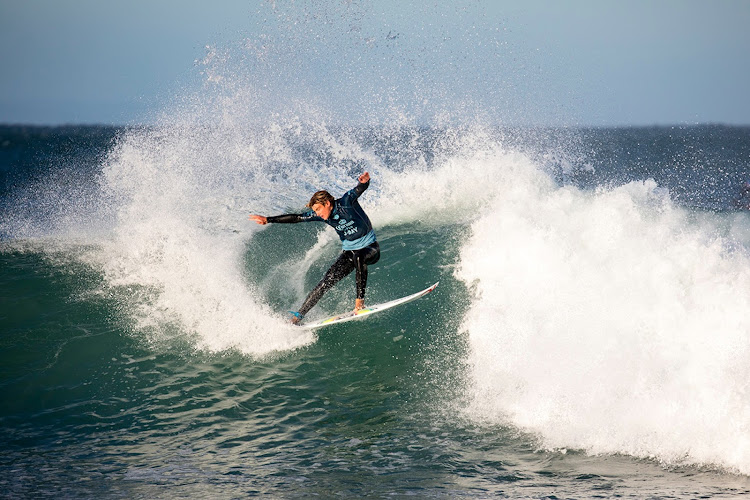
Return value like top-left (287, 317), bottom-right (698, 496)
top-left (76, 118), bottom-right (336, 355)
top-left (455, 158), bottom-right (750, 473)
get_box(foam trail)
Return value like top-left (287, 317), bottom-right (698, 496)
top-left (455, 152), bottom-right (750, 473)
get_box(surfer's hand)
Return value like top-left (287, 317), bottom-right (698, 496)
top-left (249, 215), bottom-right (267, 225)
top-left (358, 172), bottom-right (370, 184)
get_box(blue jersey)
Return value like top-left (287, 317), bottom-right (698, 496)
top-left (268, 181), bottom-right (377, 251)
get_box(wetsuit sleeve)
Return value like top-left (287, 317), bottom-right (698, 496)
top-left (344, 180), bottom-right (369, 203)
top-left (354, 180), bottom-right (370, 197)
top-left (266, 214), bottom-right (304, 223)
top-left (266, 210), bottom-right (322, 223)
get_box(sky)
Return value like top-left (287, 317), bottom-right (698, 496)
top-left (1, 0), bottom-right (749, 126)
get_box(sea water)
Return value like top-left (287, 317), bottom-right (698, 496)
top-left (2, 122), bottom-right (750, 498)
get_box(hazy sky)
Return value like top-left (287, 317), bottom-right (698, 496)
top-left (1, 0), bottom-right (748, 126)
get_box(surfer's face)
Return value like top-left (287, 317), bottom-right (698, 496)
top-left (312, 201), bottom-right (333, 220)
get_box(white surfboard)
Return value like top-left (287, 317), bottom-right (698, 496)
top-left (298, 282), bottom-right (439, 330)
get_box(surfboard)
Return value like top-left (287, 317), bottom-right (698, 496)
top-left (298, 282), bottom-right (439, 330)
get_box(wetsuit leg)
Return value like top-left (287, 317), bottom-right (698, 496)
top-left (297, 242), bottom-right (380, 316)
top-left (354, 242), bottom-right (380, 300)
top-left (298, 252), bottom-right (356, 316)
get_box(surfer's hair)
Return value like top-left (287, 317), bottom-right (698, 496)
top-left (307, 190), bottom-right (334, 208)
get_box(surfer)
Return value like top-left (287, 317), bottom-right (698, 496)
top-left (249, 172), bottom-right (380, 324)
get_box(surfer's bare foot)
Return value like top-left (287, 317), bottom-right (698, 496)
top-left (289, 311), bottom-right (303, 325)
top-left (354, 298), bottom-right (365, 312)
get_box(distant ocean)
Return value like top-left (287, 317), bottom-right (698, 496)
top-left (2, 123), bottom-right (750, 498)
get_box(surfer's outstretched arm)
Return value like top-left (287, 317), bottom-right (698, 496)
top-left (249, 213), bottom-right (312, 224)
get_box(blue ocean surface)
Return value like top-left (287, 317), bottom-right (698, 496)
top-left (2, 123), bottom-right (750, 498)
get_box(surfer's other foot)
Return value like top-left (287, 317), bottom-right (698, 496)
top-left (354, 298), bottom-right (365, 313)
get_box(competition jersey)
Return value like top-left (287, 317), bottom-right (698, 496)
top-left (267, 181), bottom-right (376, 251)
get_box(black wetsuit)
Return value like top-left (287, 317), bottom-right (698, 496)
top-left (267, 180), bottom-right (380, 316)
